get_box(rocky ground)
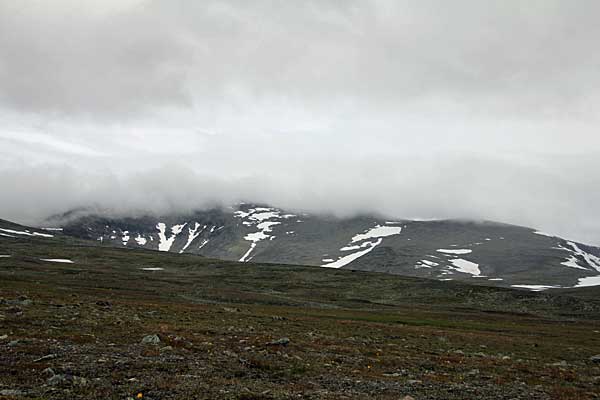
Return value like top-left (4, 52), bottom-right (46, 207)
top-left (1, 239), bottom-right (600, 399)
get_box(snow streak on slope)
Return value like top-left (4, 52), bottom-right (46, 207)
top-left (0, 255), bottom-right (11, 258)
top-left (557, 241), bottom-right (600, 272)
top-left (511, 284), bottom-right (561, 291)
top-left (437, 249), bottom-right (472, 255)
top-left (40, 258), bottom-right (74, 263)
top-left (0, 228), bottom-right (54, 238)
top-left (235, 207), bottom-right (296, 262)
top-left (156, 223), bottom-right (186, 252)
top-left (180, 223), bottom-right (205, 253)
top-left (322, 224), bottom-right (402, 268)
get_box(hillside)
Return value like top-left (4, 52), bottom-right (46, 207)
top-left (46, 205), bottom-right (600, 290)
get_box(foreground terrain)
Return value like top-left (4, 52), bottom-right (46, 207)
top-left (1, 234), bottom-right (600, 399)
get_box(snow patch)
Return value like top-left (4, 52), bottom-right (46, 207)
top-left (180, 223), bottom-right (204, 253)
top-left (134, 235), bottom-right (147, 246)
top-left (156, 222), bottom-right (186, 252)
top-left (235, 207), bottom-right (288, 262)
top-left (40, 258), bottom-right (74, 264)
top-left (322, 224), bottom-right (403, 268)
top-left (351, 225), bottom-right (402, 242)
top-left (421, 259), bottom-right (439, 267)
top-left (534, 231), bottom-right (557, 238)
top-left (0, 228), bottom-right (53, 238)
top-left (511, 285), bottom-right (561, 291)
top-left (437, 249), bottom-right (472, 255)
top-left (322, 238), bottom-right (383, 268)
top-left (122, 231), bottom-right (130, 246)
top-left (448, 259), bottom-right (481, 276)
top-left (575, 275), bottom-right (600, 288)
top-left (0, 255), bottom-right (10, 258)
top-left (140, 267), bottom-right (164, 271)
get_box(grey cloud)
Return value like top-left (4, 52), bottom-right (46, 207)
top-left (0, 1), bottom-right (599, 245)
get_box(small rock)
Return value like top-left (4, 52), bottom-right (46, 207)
top-left (18, 298), bottom-right (33, 306)
top-left (0, 334), bottom-right (8, 340)
top-left (401, 396), bottom-right (416, 400)
top-left (141, 334), bottom-right (161, 345)
top-left (42, 367), bottom-right (55, 376)
top-left (160, 346), bottom-right (173, 352)
top-left (34, 354), bottom-right (57, 362)
top-left (47, 374), bottom-right (67, 386)
top-left (73, 376), bottom-right (88, 386)
top-left (0, 389), bottom-right (24, 396)
top-left (223, 350), bottom-right (238, 358)
top-left (95, 300), bottom-right (111, 308)
top-left (267, 337), bottom-right (290, 346)
top-left (590, 355), bottom-right (600, 363)
top-left (8, 340), bottom-right (20, 347)
top-left (551, 360), bottom-right (568, 367)
top-left (407, 379), bottom-right (422, 385)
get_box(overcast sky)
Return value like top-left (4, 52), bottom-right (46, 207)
top-left (1, 0), bottom-right (600, 245)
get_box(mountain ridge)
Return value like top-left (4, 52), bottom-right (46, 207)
top-left (18, 204), bottom-right (599, 291)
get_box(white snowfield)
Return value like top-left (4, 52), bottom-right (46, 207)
top-left (235, 207), bottom-right (296, 262)
top-left (448, 259), bottom-right (481, 276)
top-left (322, 224), bottom-right (403, 268)
top-left (437, 248), bottom-right (472, 255)
top-left (0, 228), bottom-right (54, 238)
top-left (39, 258), bottom-right (74, 264)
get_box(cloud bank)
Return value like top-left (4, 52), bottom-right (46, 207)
top-left (1, 1), bottom-right (599, 245)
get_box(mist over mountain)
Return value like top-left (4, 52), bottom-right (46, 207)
top-left (1, 1), bottom-right (600, 245)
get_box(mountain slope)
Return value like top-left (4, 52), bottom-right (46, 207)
top-left (38, 204), bottom-right (600, 290)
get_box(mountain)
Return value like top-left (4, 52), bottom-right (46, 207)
top-left (40, 204), bottom-right (600, 290)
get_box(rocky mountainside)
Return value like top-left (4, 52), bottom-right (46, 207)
top-left (38, 204), bottom-right (600, 291)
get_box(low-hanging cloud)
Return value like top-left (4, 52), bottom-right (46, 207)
top-left (1, 1), bottom-right (600, 245)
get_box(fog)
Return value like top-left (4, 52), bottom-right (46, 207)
top-left (1, 1), bottom-right (599, 245)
